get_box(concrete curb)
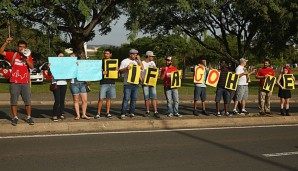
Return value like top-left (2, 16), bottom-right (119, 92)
top-left (1, 116), bottom-right (298, 136)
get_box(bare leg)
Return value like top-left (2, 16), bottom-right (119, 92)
top-left (73, 95), bottom-right (80, 119)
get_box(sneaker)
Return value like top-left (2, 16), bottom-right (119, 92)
top-left (167, 113), bottom-right (173, 117)
top-left (241, 109), bottom-right (249, 115)
top-left (11, 118), bottom-right (18, 126)
top-left (128, 113), bottom-right (135, 117)
top-left (193, 110), bottom-right (199, 116)
top-left (225, 112), bottom-right (232, 117)
top-left (202, 110), bottom-right (210, 116)
top-left (216, 112), bottom-right (222, 117)
top-left (27, 117), bottom-right (34, 125)
top-left (106, 113), bottom-right (112, 119)
top-left (232, 109), bottom-right (238, 115)
top-left (174, 113), bottom-right (182, 117)
top-left (145, 111), bottom-right (150, 116)
top-left (154, 112), bottom-right (160, 118)
top-left (265, 111), bottom-right (271, 114)
top-left (120, 114), bottom-right (126, 120)
top-left (94, 114), bottom-right (100, 119)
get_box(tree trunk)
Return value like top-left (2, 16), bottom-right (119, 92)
top-left (70, 34), bottom-right (86, 59)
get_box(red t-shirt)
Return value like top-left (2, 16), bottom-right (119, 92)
top-left (5, 52), bottom-right (33, 84)
top-left (161, 66), bottom-right (178, 88)
top-left (256, 67), bottom-right (275, 86)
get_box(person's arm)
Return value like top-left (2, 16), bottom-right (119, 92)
top-left (25, 56), bottom-right (34, 69)
top-left (136, 55), bottom-right (143, 70)
top-left (119, 64), bottom-right (131, 73)
top-left (255, 69), bottom-right (267, 79)
top-left (0, 37), bottom-right (13, 56)
top-left (276, 74), bottom-right (283, 89)
top-left (248, 69), bottom-right (257, 75)
top-left (160, 67), bottom-right (167, 80)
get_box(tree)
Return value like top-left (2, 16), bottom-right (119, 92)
top-left (0, 20), bottom-right (68, 64)
top-left (125, 0), bottom-right (298, 64)
top-left (1, 0), bottom-right (128, 59)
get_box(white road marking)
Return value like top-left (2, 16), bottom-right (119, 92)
top-left (263, 151), bottom-right (298, 157)
top-left (0, 124), bottom-right (298, 139)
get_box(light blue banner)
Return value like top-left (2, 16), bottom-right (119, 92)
top-left (77, 60), bottom-right (102, 81)
top-left (48, 57), bottom-right (77, 79)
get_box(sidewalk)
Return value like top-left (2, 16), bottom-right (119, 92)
top-left (0, 92), bottom-right (298, 136)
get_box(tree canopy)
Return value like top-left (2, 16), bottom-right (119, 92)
top-left (125, 0), bottom-right (298, 63)
top-left (1, 0), bottom-right (128, 58)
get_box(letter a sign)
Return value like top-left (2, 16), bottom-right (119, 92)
top-left (206, 69), bottom-right (220, 87)
top-left (194, 65), bottom-right (205, 83)
top-left (127, 64), bottom-right (141, 84)
top-left (171, 70), bottom-right (182, 88)
top-left (143, 67), bottom-right (159, 86)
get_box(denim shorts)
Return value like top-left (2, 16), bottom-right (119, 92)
top-left (9, 83), bottom-right (31, 105)
top-left (142, 85), bottom-right (157, 100)
top-left (99, 84), bottom-right (116, 99)
top-left (194, 86), bottom-right (206, 101)
top-left (215, 87), bottom-right (231, 104)
top-left (70, 82), bottom-right (87, 95)
top-left (235, 85), bottom-right (248, 101)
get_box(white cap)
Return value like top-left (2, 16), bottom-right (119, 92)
top-left (146, 51), bottom-right (156, 57)
top-left (129, 49), bottom-right (138, 54)
top-left (239, 58), bottom-right (248, 63)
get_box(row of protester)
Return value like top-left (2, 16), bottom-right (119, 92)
top-left (0, 37), bottom-right (295, 126)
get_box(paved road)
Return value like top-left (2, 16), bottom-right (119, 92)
top-left (0, 102), bottom-right (297, 120)
top-left (0, 126), bottom-right (297, 171)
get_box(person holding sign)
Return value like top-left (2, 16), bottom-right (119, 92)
top-left (69, 52), bottom-right (90, 120)
top-left (95, 49), bottom-right (117, 119)
top-left (50, 51), bottom-right (68, 122)
top-left (232, 58), bottom-right (256, 115)
top-left (141, 51), bottom-right (160, 118)
top-left (160, 56), bottom-right (182, 117)
top-left (0, 37), bottom-right (35, 126)
top-left (215, 60), bottom-right (232, 117)
top-left (193, 55), bottom-right (209, 116)
top-left (119, 49), bottom-right (143, 119)
top-left (276, 66), bottom-right (295, 116)
top-left (255, 59), bottom-right (275, 115)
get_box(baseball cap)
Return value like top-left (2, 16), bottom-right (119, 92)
top-left (165, 56), bottom-right (172, 61)
top-left (146, 51), bottom-right (156, 57)
top-left (239, 58), bottom-right (248, 63)
top-left (130, 49), bottom-right (138, 54)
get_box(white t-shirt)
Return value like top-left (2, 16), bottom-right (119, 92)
top-left (141, 60), bottom-right (156, 80)
top-left (52, 78), bottom-right (67, 85)
top-left (119, 58), bottom-right (139, 85)
top-left (235, 65), bottom-right (248, 85)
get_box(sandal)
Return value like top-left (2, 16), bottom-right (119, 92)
top-left (52, 116), bottom-right (59, 122)
top-left (60, 114), bottom-right (65, 120)
top-left (81, 115), bottom-right (90, 120)
top-left (74, 116), bottom-right (80, 120)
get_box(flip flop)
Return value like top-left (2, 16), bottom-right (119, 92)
top-left (60, 114), bottom-right (65, 120)
top-left (74, 117), bottom-right (80, 120)
top-left (81, 116), bottom-right (90, 120)
top-left (52, 117), bottom-right (59, 122)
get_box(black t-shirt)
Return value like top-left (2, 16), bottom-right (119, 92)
top-left (217, 67), bottom-right (231, 88)
top-left (100, 58), bottom-right (116, 85)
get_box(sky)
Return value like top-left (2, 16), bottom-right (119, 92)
top-left (89, 16), bottom-right (145, 46)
